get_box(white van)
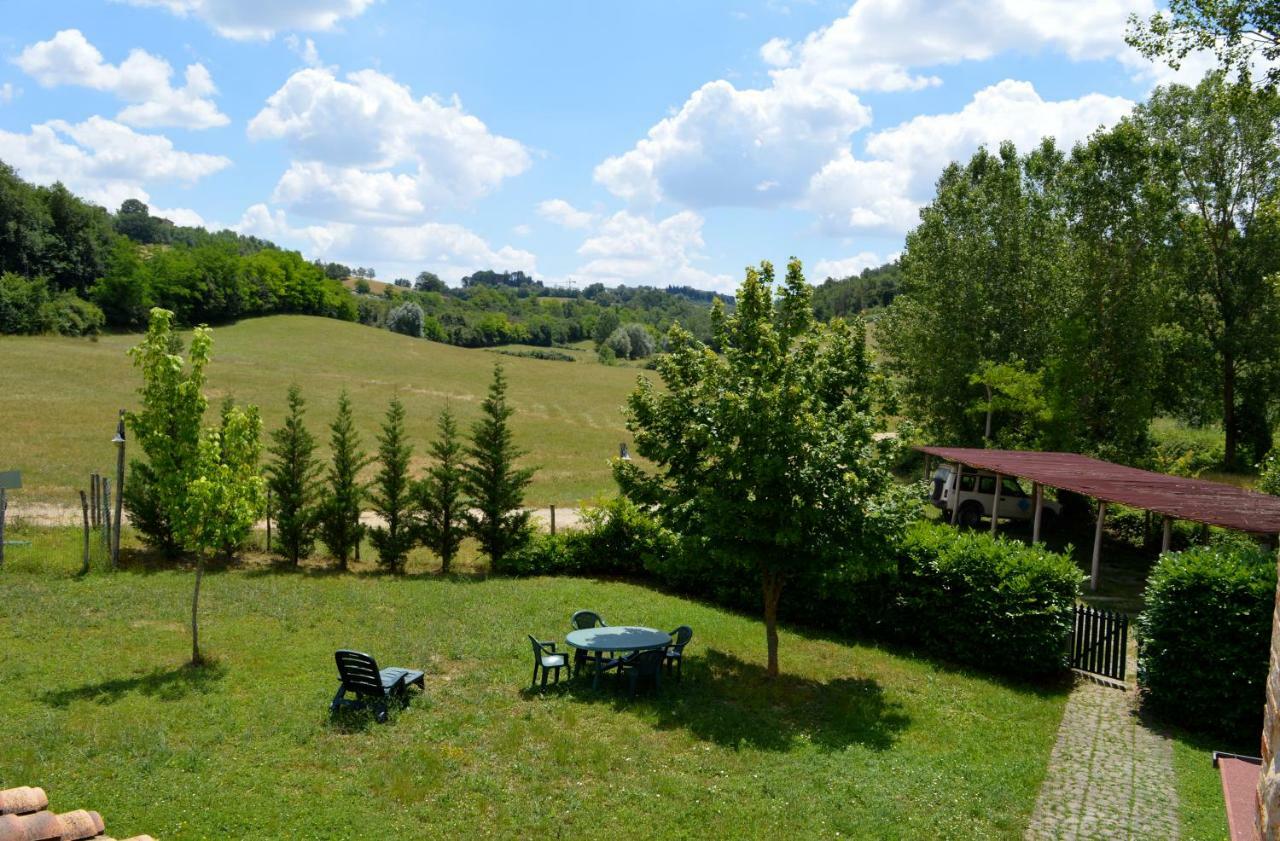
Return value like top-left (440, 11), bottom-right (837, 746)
top-left (929, 463), bottom-right (1060, 529)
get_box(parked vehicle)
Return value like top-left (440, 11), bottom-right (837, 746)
top-left (930, 463), bottom-right (1060, 529)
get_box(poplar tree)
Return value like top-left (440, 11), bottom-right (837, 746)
top-left (368, 396), bottom-right (416, 573)
top-left (418, 406), bottom-right (467, 574)
top-left (463, 365), bottom-right (534, 566)
top-left (266, 384), bottom-right (321, 565)
top-left (319, 390), bottom-right (370, 570)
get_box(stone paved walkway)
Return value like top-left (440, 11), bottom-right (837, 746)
top-left (1025, 677), bottom-right (1179, 840)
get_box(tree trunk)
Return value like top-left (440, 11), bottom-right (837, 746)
top-left (984, 384), bottom-right (993, 443)
top-left (191, 554), bottom-right (205, 665)
top-left (1223, 351), bottom-right (1237, 468)
top-left (762, 571), bottom-right (783, 679)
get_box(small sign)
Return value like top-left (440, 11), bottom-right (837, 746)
top-left (0, 471), bottom-right (21, 490)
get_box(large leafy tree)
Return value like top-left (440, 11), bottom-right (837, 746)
top-left (368, 396), bottom-right (417, 574)
top-left (319, 390), bottom-right (371, 570)
top-left (1128, 0), bottom-right (1280, 87)
top-left (1136, 73), bottom-right (1280, 465)
top-left (463, 365), bottom-right (534, 567)
top-left (266, 384), bottom-right (322, 565)
top-left (616, 259), bottom-right (916, 678)
top-left (417, 406), bottom-right (467, 574)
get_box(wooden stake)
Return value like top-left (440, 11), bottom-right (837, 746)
top-left (1032, 482), bottom-right (1043, 544)
top-left (950, 465), bottom-right (963, 525)
top-left (265, 488), bottom-right (272, 552)
top-left (79, 490), bottom-right (90, 575)
top-left (102, 478), bottom-right (112, 556)
top-left (1091, 501), bottom-right (1107, 592)
top-left (1161, 517), bottom-right (1172, 555)
top-left (112, 409), bottom-right (125, 571)
top-left (0, 488), bottom-right (7, 568)
top-left (90, 474), bottom-right (99, 528)
top-left (550, 504), bottom-right (556, 536)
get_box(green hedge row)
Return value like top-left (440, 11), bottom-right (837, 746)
top-left (1138, 544), bottom-right (1275, 739)
top-left (500, 504), bottom-right (1082, 679)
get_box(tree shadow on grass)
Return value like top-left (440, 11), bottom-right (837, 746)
top-left (556, 648), bottom-right (910, 752)
top-left (37, 661), bottom-right (228, 708)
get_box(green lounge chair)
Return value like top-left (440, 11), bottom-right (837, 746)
top-left (331, 650), bottom-right (424, 723)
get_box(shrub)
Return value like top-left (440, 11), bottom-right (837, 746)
top-left (492, 497), bottom-right (676, 577)
top-left (1148, 423), bottom-right (1225, 476)
top-left (387, 301), bottom-right (425, 337)
top-left (604, 322), bottom-right (657, 360)
top-left (43, 292), bottom-right (105, 336)
top-left (889, 522), bottom-right (1082, 677)
top-left (1138, 544), bottom-right (1274, 739)
top-left (0, 273), bottom-right (52, 334)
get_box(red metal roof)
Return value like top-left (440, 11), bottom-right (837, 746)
top-left (917, 446), bottom-right (1280, 535)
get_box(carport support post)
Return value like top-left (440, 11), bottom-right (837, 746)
top-left (950, 465), bottom-right (963, 525)
top-left (1032, 483), bottom-right (1043, 544)
top-left (1091, 501), bottom-right (1107, 591)
top-left (1161, 516), bottom-right (1172, 555)
top-left (990, 472), bottom-right (1002, 536)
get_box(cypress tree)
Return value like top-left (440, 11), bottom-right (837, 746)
top-left (265, 384), bottom-right (321, 565)
top-left (462, 365), bottom-right (535, 566)
top-left (417, 405), bottom-right (466, 574)
top-left (368, 396), bottom-right (417, 573)
top-left (318, 389), bottom-right (371, 570)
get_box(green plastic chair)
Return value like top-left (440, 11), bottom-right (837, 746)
top-left (527, 635), bottom-right (571, 689)
top-left (609, 648), bottom-right (666, 697)
top-left (570, 610), bottom-right (608, 671)
top-left (664, 626), bottom-right (693, 681)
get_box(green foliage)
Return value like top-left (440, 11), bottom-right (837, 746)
top-left (892, 522), bottom-right (1083, 677)
top-left (462, 365), bottom-right (535, 565)
top-left (387, 301), bottom-right (425, 337)
top-left (605, 323), bottom-right (656, 359)
top-left (368, 397), bottom-right (417, 574)
top-left (123, 309), bottom-right (211, 556)
top-left (811, 260), bottom-right (901, 321)
top-left (1149, 421), bottom-right (1225, 476)
top-left (1260, 445), bottom-right (1280, 495)
top-left (1138, 543), bottom-right (1275, 738)
top-left (185, 400), bottom-right (266, 558)
top-left (266, 385), bottom-right (322, 565)
top-left (417, 407), bottom-right (467, 574)
top-left (317, 390), bottom-right (371, 571)
top-left (968, 359), bottom-right (1051, 447)
top-left (492, 496), bottom-right (676, 577)
top-left (0, 273), bottom-right (102, 336)
top-left (617, 258), bottom-right (916, 676)
top-left (491, 348), bottom-right (575, 362)
top-left (1127, 0), bottom-right (1280, 87)
top-left (354, 278), bottom-right (371, 294)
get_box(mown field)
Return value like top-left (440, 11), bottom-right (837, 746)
top-left (1, 530), bottom-right (1073, 840)
top-left (0, 315), bottom-right (644, 507)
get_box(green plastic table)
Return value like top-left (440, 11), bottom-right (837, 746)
top-left (566, 626), bottom-right (671, 689)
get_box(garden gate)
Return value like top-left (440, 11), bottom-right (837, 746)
top-left (1069, 605), bottom-right (1128, 682)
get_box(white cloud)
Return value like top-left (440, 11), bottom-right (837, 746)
top-left (14, 29), bottom-right (228, 129)
top-left (771, 0), bottom-right (1152, 93)
top-left (759, 37), bottom-right (793, 67)
top-left (0, 83), bottom-right (16, 104)
top-left (115, 0), bottom-right (375, 40)
top-left (536, 198), bottom-right (594, 229)
top-left (0, 116), bottom-right (230, 208)
top-left (232, 204), bottom-right (537, 283)
top-left (512, 223), bottom-right (533, 237)
top-left (285, 35), bottom-right (323, 68)
top-left (565, 210), bottom-right (734, 292)
top-left (249, 68), bottom-right (530, 222)
top-left (595, 77), bottom-right (870, 207)
top-left (812, 251), bottom-right (887, 280)
top-left (150, 205), bottom-right (207, 227)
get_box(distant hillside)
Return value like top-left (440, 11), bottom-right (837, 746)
top-left (3, 315), bottom-right (643, 507)
top-left (812, 261), bottom-right (901, 321)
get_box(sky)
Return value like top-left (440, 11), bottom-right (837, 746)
top-left (0, 0), bottom-right (1217, 293)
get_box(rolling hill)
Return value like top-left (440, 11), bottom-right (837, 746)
top-left (1, 315), bottom-right (647, 508)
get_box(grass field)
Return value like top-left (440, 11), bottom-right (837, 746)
top-left (1, 315), bottom-right (645, 507)
top-left (0, 527), bottom-right (1074, 840)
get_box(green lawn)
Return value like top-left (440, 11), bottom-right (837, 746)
top-left (0, 315), bottom-right (644, 507)
top-left (1, 530), bottom-right (1072, 839)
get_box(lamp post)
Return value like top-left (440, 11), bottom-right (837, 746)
top-left (112, 410), bottom-right (125, 570)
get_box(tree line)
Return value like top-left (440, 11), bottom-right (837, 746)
top-left (123, 308), bottom-right (535, 662)
top-left (881, 71), bottom-right (1280, 469)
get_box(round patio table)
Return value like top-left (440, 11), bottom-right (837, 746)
top-left (566, 626), bottom-right (671, 689)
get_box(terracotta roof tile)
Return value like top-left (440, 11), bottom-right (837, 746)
top-left (0, 787), bottom-right (153, 841)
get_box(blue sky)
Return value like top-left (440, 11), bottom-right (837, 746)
top-left (0, 1), bottom-right (1211, 292)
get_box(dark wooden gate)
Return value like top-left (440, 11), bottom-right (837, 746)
top-left (1070, 605), bottom-right (1128, 681)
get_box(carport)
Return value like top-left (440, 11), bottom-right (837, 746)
top-left (915, 446), bottom-right (1280, 591)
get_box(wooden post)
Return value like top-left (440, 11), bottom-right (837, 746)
top-left (550, 504), bottom-right (556, 536)
top-left (112, 409), bottom-right (125, 571)
top-left (950, 465), bottom-right (963, 525)
top-left (1032, 482), bottom-right (1043, 544)
top-left (0, 488), bottom-right (6, 568)
top-left (79, 490), bottom-right (90, 575)
top-left (1091, 501), bottom-right (1107, 592)
top-left (101, 478), bottom-right (112, 556)
top-left (1161, 516), bottom-right (1172, 555)
top-left (90, 474), bottom-right (99, 528)
top-left (265, 488), bottom-right (272, 552)
top-left (990, 472), bottom-right (1003, 536)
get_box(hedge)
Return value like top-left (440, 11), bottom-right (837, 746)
top-left (499, 502), bottom-right (1082, 679)
top-left (1138, 544), bottom-right (1275, 739)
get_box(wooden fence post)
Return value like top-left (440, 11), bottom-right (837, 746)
top-left (550, 504), bottom-right (556, 536)
top-left (101, 478), bottom-right (112, 557)
top-left (90, 474), bottom-right (99, 528)
top-left (0, 488), bottom-right (6, 568)
top-left (265, 488), bottom-right (272, 552)
top-left (79, 490), bottom-right (90, 575)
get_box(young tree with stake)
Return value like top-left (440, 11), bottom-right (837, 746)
top-left (319, 390), bottom-right (371, 570)
top-left (417, 406), bottom-right (467, 574)
top-left (463, 365), bottom-right (534, 567)
top-left (266, 384), bottom-right (322, 565)
top-left (368, 396), bottom-right (417, 574)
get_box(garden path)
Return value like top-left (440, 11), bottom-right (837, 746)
top-left (1025, 675), bottom-right (1179, 840)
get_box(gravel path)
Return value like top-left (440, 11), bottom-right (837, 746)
top-left (1025, 676), bottom-right (1179, 840)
